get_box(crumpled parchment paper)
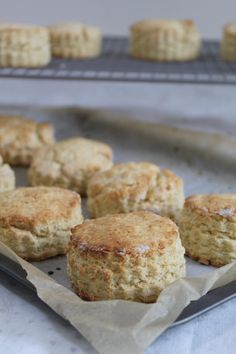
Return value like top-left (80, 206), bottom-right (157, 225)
top-left (1, 241), bottom-right (236, 354)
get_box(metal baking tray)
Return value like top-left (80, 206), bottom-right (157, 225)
top-left (0, 106), bottom-right (236, 327)
top-left (1, 253), bottom-right (236, 327)
top-left (0, 37), bottom-right (236, 84)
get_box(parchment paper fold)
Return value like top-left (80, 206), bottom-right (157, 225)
top-left (1, 241), bottom-right (236, 354)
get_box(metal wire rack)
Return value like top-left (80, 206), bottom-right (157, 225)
top-left (0, 36), bottom-right (236, 84)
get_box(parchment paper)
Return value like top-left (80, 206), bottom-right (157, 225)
top-left (1, 107), bottom-right (236, 354)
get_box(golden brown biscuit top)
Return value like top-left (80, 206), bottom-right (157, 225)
top-left (70, 211), bottom-right (178, 257)
top-left (130, 19), bottom-right (196, 34)
top-left (0, 187), bottom-right (81, 233)
top-left (32, 137), bottom-right (112, 169)
top-left (0, 115), bottom-right (54, 146)
top-left (87, 162), bottom-right (182, 199)
top-left (185, 194), bottom-right (236, 218)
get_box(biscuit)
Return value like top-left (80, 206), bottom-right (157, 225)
top-left (87, 162), bottom-right (184, 222)
top-left (48, 22), bottom-right (101, 58)
top-left (179, 194), bottom-right (236, 267)
top-left (0, 24), bottom-right (51, 67)
top-left (28, 137), bottom-right (113, 196)
top-left (67, 211), bottom-right (185, 302)
top-left (130, 19), bottom-right (201, 61)
top-left (0, 115), bottom-right (55, 166)
top-left (0, 186), bottom-right (83, 261)
top-left (0, 155), bottom-right (15, 192)
top-left (221, 23), bottom-right (236, 61)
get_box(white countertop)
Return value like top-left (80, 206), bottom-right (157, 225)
top-left (0, 80), bottom-right (236, 354)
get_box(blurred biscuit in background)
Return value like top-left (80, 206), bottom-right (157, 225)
top-left (221, 23), bottom-right (236, 61)
top-left (0, 24), bottom-right (51, 67)
top-left (48, 22), bottom-right (102, 58)
top-left (130, 19), bottom-right (201, 61)
top-left (28, 137), bottom-right (113, 195)
top-left (87, 162), bottom-right (184, 222)
top-left (0, 116), bottom-right (55, 166)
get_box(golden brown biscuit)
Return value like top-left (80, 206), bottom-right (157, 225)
top-left (28, 137), bottom-right (113, 196)
top-left (87, 162), bottom-right (184, 222)
top-left (0, 115), bottom-right (55, 166)
top-left (48, 22), bottom-right (101, 58)
top-left (67, 211), bottom-right (185, 302)
top-left (0, 24), bottom-right (51, 67)
top-left (0, 186), bottom-right (83, 261)
top-left (0, 155), bottom-right (15, 192)
top-left (130, 19), bottom-right (201, 61)
top-left (180, 194), bottom-right (236, 267)
top-left (221, 23), bottom-right (236, 61)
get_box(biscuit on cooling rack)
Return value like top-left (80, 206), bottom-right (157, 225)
top-left (0, 24), bottom-right (51, 67)
top-left (67, 211), bottom-right (185, 302)
top-left (87, 162), bottom-right (184, 222)
top-left (48, 22), bottom-right (102, 58)
top-left (130, 19), bottom-right (201, 61)
top-left (180, 194), bottom-right (236, 267)
top-left (0, 115), bottom-right (55, 166)
top-left (0, 155), bottom-right (15, 192)
top-left (221, 23), bottom-right (236, 61)
top-left (0, 187), bottom-right (83, 261)
top-left (28, 137), bottom-right (113, 196)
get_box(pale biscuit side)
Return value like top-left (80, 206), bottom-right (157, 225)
top-left (0, 24), bottom-right (51, 67)
top-left (130, 19), bottom-right (201, 61)
top-left (180, 194), bottom-right (236, 267)
top-left (0, 154), bottom-right (15, 192)
top-left (48, 22), bottom-right (101, 58)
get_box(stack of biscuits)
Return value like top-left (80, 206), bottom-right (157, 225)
top-left (1, 114), bottom-right (236, 303)
top-left (0, 114), bottom-right (187, 303)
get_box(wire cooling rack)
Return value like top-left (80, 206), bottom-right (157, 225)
top-left (0, 37), bottom-right (236, 84)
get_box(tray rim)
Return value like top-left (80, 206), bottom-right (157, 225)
top-left (1, 253), bottom-right (236, 328)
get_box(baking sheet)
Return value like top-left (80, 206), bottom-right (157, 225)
top-left (1, 106), bottom-right (236, 354)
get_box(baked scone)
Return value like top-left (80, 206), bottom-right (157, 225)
top-left (0, 115), bottom-right (55, 166)
top-left (221, 23), bottom-right (236, 61)
top-left (0, 155), bottom-right (15, 192)
top-left (67, 211), bottom-right (185, 302)
top-left (0, 187), bottom-right (83, 261)
top-left (179, 194), bottom-right (236, 267)
top-left (87, 162), bottom-right (184, 222)
top-left (130, 19), bottom-right (201, 61)
top-left (28, 137), bottom-right (113, 196)
top-left (0, 24), bottom-right (51, 67)
top-left (48, 22), bottom-right (102, 58)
